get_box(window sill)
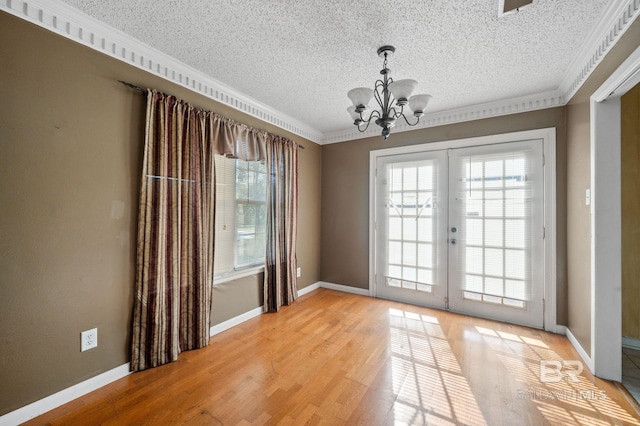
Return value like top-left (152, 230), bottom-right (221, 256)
top-left (213, 265), bottom-right (264, 285)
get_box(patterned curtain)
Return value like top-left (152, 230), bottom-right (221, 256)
top-left (131, 88), bottom-right (298, 370)
top-left (131, 90), bottom-right (216, 372)
top-left (264, 135), bottom-right (299, 312)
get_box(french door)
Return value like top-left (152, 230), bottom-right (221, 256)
top-left (374, 140), bottom-right (544, 328)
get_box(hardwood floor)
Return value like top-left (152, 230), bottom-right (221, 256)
top-left (25, 289), bottom-right (640, 425)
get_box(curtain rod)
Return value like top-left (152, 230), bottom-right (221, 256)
top-left (119, 80), bottom-right (145, 92)
top-left (118, 80), bottom-right (305, 150)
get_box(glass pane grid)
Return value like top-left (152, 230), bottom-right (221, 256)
top-left (458, 153), bottom-right (532, 305)
top-left (384, 161), bottom-right (437, 291)
top-left (463, 291), bottom-right (526, 309)
top-left (386, 277), bottom-right (432, 293)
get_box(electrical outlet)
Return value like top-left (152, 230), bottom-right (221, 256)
top-left (296, 267), bottom-right (301, 278)
top-left (81, 328), bottom-right (98, 352)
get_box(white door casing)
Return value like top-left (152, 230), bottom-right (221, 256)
top-left (369, 128), bottom-right (558, 331)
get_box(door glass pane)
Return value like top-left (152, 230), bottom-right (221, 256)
top-left (466, 218), bottom-right (483, 245)
top-left (389, 217), bottom-right (402, 240)
top-left (452, 148), bottom-right (534, 306)
top-left (417, 243), bottom-right (433, 268)
top-left (402, 217), bottom-right (417, 241)
top-left (485, 248), bottom-right (504, 277)
top-left (417, 218), bottom-right (433, 242)
top-left (403, 242), bottom-right (417, 266)
top-left (466, 247), bottom-right (483, 274)
top-left (380, 158), bottom-right (439, 292)
top-left (485, 219), bottom-right (503, 247)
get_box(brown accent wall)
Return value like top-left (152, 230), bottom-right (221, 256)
top-left (320, 108), bottom-right (569, 325)
top-left (565, 18), bottom-right (640, 356)
top-left (0, 12), bottom-right (321, 415)
top-left (622, 82), bottom-right (640, 339)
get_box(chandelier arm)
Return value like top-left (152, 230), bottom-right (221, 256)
top-left (368, 109), bottom-right (382, 121)
top-left (373, 80), bottom-right (386, 110)
top-left (400, 113), bottom-right (421, 127)
top-left (355, 109), bottom-right (379, 133)
top-left (357, 119), bottom-right (372, 133)
top-left (386, 76), bottom-right (395, 110)
top-left (389, 106), bottom-right (402, 118)
top-left (387, 93), bottom-right (397, 116)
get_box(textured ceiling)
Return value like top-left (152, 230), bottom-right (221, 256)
top-left (61, 0), bottom-right (612, 134)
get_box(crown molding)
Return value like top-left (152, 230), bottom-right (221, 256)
top-left (321, 90), bottom-right (565, 144)
top-left (558, 0), bottom-right (640, 102)
top-left (0, 0), bottom-right (324, 143)
top-left (2, 0), bottom-right (639, 145)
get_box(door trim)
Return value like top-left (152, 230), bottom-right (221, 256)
top-left (587, 44), bottom-right (640, 381)
top-left (369, 128), bottom-right (558, 332)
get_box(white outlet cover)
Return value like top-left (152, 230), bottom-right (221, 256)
top-left (296, 267), bottom-right (301, 278)
top-left (81, 328), bottom-right (98, 352)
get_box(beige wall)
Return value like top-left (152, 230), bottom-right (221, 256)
top-left (3, 3), bottom-right (640, 417)
top-left (0, 12), bottom-right (321, 415)
top-left (565, 99), bottom-right (592, 353)
top-left (565, 18), bottom-right (640, 356)
top-left (622, 83), bottom-right (640, 339)
top-left (321, 108), bottom-right (569, 324)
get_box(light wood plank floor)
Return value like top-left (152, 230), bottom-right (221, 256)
top-left (25, 289), bottom-right (640, 425)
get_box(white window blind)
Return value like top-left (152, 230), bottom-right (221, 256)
top-left (214, 156), bottom-right (267, 276)
top-left (380, 159), bottom-right (439, 293)
top-left (235, 160), bottom-right (267, 267)
top-left (451, 149), bottom-right (534, 307)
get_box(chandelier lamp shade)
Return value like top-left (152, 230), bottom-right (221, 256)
top-left (347, 45), bottom-right (432, 140)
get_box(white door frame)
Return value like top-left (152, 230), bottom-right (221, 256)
top-left (369, 128), bottom-right (560, 332)
top-left (589, 45), bottom-right (640, 381)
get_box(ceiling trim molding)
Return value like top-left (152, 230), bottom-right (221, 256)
top-left (2, 0), bottom-right (639, 145)
top-left (321, 90), bottom-right (564, 144)
top-left (558, 0), bottom-right (640, 102)
top-left (1, 0), bottom-right (325, 143)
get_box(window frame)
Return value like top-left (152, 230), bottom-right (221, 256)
top-left (213, 156), bottom-right (267, 285)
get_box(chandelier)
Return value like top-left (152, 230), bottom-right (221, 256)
top-left (347, 45), bottom-right (432, 140)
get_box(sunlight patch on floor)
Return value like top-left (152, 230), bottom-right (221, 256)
top-left (388, 308), bottom-right (487, 425)
top-left (473, 324), bottom-right (640, 425)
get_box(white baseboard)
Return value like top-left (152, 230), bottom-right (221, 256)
top-left (209, 306), bottom-right (264, 337)
top-left (1, 280), bottom-right (368, 424)
top-left (566, 327), bottom-right (595, 373)
top-left (298, 281), bottom-right (371, 298)
top-left (297, 282), bottom-right (321, 297)
top-left (623, 336), bottom-right (640, 350)
top-left (548, 324), bottom-right (567, 335)
top-left (317, 281), bottom-right (371, 296)
top-left (0, 363), bottom-right (130, 426)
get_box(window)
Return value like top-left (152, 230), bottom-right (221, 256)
top-left (214, 155), bottom-right (267, 278)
